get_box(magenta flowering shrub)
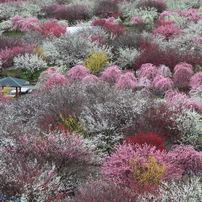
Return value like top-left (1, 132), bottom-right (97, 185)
top-left (45, 73), bottom-right (68, 88)
top-left (165, 89), bottom-right (189, 107)
top-left (101, 143), bottom-right (183, 188)
top-left (176, 8), bottom-right (202, 23)
top-left (0, 44), bottom-right (34, 69)
top-left (115, 72), bottom-right (137, 89)
top-left (152, 75), bottom-right (174, 91)
top-left (138, 63), bottom-right (161, 81)
top-left (91, 17), bottom-right (126, 35)
top-left (166, 145), bottom-right (202, 175)
top-left (153, 24), bottom-right (182, 40)
top-left (173, 62), bottom-right (194, 89)
top-left (67, 65), bottom-right (90, 83)
top-left (35, 19), bottom-right (66, 37)
top-left (82, 74), bottom-right (99, 82)
top-left (100, 65), bottom-right (122, 84)
top-left (10, 16), bottom-right (40, 32)
top-left (190, 72), bottom-right (202, 90)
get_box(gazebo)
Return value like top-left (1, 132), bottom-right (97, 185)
top-left (0, 77), bottom-right (29, 99)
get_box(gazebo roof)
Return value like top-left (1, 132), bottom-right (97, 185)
top-left (0, 77), bottom-right (29, 87)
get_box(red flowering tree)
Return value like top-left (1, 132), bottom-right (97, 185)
top-left (35, 19), bottom-right (66, 37)
top-left (91, 17), bottom-right (126, 35)
top-left (153, 24), bottom-right (182, 40)
top-left (124, 132), bottom-right (166, 151)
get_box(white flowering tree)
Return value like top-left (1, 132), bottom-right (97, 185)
top-left (13, 53), bottom-right (47, 80)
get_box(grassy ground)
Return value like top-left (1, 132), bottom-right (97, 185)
top-left (0, 68), bottom-right (47, 83)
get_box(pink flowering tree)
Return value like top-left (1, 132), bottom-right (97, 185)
top-left (100, 65), bottom-right (122, 84)
top-left (166, 145), bottom-right (202, 175)
top-left (82, 74), bottom-right (99, 82)
top-left (67, 65), bottom-right (90, 83)
top-left (101, 143), bottom-right (184, 190)
top-left (45, 73), bottom-right (68, 88)
top-left (173, 62), bottom-right (194, 89)
top-left (189, 72), bottom-right (202, 90)
top-left (10, 16), bottom-right (40, 32)
top-left (152, 75), bottom-right (174, 92)
top-left (138, 63), bottom-right (161, 82)
top-left (115, 72), bottom-right (137, 89)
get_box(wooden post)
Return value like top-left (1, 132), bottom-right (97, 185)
top-left (15, 87), bottom-right (18, 99)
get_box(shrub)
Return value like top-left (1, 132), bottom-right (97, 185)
top-left (93, 0), bottom-right (121, 18)
top-left (167, 145), bottom-right (202, 175)
top-left (58, 114), bottom-right (84, 134)
top-left (70, 178), bottom-right (139, 202)
top-left (153, 24), bottom-right (182, 40)
top-left (91, 17), bottom-right (126, 35)
top-left (100, 65), bottom-right (122, 84)
top-left (122, 102), bottom-right (180, 143)
top-left (67, 65), bottom-right (90, 83)
top-left (173, 62), bottom-right (194, 89)
top-left (134, 43), bottom-right (202, 71)
top-left (115, 72), bottom-right (137, 89)
top-left (138, 63), bottom-right (161, 81)
top-left (130, 156), bottom-right (167, 187)
top-left (45, 73), bottom-right (68, 88)
top-left (190, 72), bottom-right (202, 90)
top-left (152, 75), bottom-right (174, 91)
top-left (13, 53), bottom-right (47, 80)
top-left (10, 16), bottom-right (40, 32)
top-left (136, 0), bottom-right (167, 13)
top-left (157, 64), bottom-right (172, 77)
top-left (124, 132), bottom-right (166, 151)
top-left (35, 19), bottom-right (66, 37)
top-left (0, 131), bottom-right (98, 199)
top-left (83, 51), bottom-right (109, 74)
top-left (101, 143), bottom-right (183, 190)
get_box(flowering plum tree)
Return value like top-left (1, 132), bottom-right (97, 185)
top-left (173, 62), bottom-right (194, 89)
top-left (10, 16), bottom-right (40, 32)
top-left (100, 65), bottom-right (122, 84)
top-left (138, 63), bottom-right (161, 81)
top-left (91, 17), bottom-right (126, 35)
top-left (152, 75), bottom-right (174, 91)
top-left (115, 72), bottom-right (137, 89)
top-left (189, 72), bottom-right (202, 90)
top-left (67, 65), bottom-right (90, 83)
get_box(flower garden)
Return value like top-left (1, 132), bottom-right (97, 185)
top-left (0, 0), bottom-right (202, 201)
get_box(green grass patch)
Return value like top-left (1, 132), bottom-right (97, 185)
top-left (1, 68), bottom-right (47, 83)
